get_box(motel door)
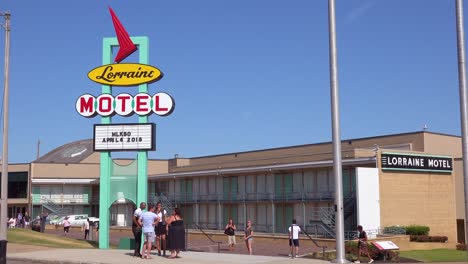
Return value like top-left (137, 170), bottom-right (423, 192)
top-left (223, 204), bottom-right (238, 226)
top-left (180, 179), bottom-right (193, 202)
top-left (275, 204), bottom-right (293, 233)
top-left (275, 173), bottom-right (293, 199)
top-left (223, 176), bottom-right (238, 201)
top-left (180, 204), bottom-right (193, 228)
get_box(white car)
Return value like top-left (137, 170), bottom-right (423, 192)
top-left (64, 215), bottom-right (99, 226)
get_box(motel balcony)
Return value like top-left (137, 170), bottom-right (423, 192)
top-left (150, 190), bottom-right (335, 204)
top-left (32, 194), bottom-right (90, 205)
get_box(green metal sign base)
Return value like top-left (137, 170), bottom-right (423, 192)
top-left (99, 36), bottom-right (149, 249)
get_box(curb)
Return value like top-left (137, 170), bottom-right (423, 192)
top-left (8, 257), bottom-right (103, 264)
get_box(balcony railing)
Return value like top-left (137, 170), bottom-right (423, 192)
top-left (149, 190), bottom-right (335, 203)
top-left (32, 194), bottom-right (90, 205)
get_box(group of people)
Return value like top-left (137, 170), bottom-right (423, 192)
top-left (224, 219), bottom-right (373, 262)
top-left (224, 218), bottom-right (298, 257)
top-left (224, 219), bottom-right (254, 255)
top-left (132, 201), bottom-right (185, 259)
top-left (7, 211), bottom-right (31, 228)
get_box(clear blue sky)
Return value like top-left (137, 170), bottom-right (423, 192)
top-left (0, 0), bottom-right (464, 163)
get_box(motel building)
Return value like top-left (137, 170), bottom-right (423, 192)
top-left (3, 131), bottom-right (466, 244)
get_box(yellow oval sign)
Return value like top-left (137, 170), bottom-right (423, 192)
top-left (88, 63), bottom-right (163, 86)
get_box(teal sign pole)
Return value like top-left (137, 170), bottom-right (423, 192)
top-left (99, 36), bottom-right (149, 249)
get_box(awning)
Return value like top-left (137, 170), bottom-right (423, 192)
top-left (148, 157), bottom-right (376, 180)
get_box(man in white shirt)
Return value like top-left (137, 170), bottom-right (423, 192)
top-left (138, 203), bottom-right (159, 259)
top-left (132, 202), bottom-right (146, 258)
top-left (288, 219), bottom-right (301, 258)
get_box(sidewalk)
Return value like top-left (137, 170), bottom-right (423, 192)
top-left (7, 244), bottom-right (329, 264)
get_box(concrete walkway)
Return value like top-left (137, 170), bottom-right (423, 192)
top-left (7, 245), bottom-right (329, 264)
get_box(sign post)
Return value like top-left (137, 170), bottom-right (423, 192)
top-left (76, 8), bottom-right (174, 249)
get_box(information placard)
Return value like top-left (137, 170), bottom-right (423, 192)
top-left (372, 241), bottom-right (399, 250)
top-left (93, 123), bottom-right (155, 151)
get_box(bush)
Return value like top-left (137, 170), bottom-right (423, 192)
top-left (383, 225), bottom-right (406, 235)
top-left (456, 243), bottom-right (467, 251)
top-left (405, 225), bottom-right (430, 236)
top-left (409, 235), bottom-right (448, 242)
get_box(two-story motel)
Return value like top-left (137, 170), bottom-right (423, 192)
top-left (3, 131), bottom-right (465, 243)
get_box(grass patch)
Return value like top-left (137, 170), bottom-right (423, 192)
top-left (400, 249), bottom-right (468, 262)
top-left (8, 229), bottom-right (97, 249)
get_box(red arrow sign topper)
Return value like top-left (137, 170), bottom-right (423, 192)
top-left (109, 7), bottom-right (137, 63)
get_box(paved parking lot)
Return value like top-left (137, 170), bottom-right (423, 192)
top-left (43, 225), bottom-right (328, 257)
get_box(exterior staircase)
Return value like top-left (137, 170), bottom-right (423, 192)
top-left (151, 193), bottom-right (175, 215)
top-left (311, 192), bottom-right (356, 238)
top-left (41, 197), bottom-right (71, 217)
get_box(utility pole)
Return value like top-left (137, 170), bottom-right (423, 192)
top-left (36, 139), bottom-right (40, 159)
top-left (0, 11), bottom-right (11, 264)
top-left (455, 0), bottom-right (468, 247)
top-left (327, 1), bottom-right (348, 263)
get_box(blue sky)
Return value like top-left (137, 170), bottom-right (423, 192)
top-left (0, 0), bottom-right (464, 163)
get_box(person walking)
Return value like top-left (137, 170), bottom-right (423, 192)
top-left (84, 218), bottom-right (90, 240)
top-left (354, 225), bottom-right (374, 263)
top-left (166, 207), bottom-right (185, 259)
top-left (224, 219), bottom-right (236, 252)
top-left (243, 220), bottom-right (254, 255)
top-left (63, 217), bottom-right (71, 236)
top-left (138, 203), bottom-right (159, 259)
top-left (155, 202), bottom-right (167, 256)
top-left (288, 219), bottom-right (301, 258)
top-left (132, 202), bottom-right (146, 258)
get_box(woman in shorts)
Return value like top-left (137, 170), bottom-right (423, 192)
top-left (225, 219), bottom-right (237, 251)
top-left (243, 220), bottom-right (254, 255)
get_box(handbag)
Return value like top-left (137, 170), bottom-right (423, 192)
top-left (224, 227), bottom-right (234, 236)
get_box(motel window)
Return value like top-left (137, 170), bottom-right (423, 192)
top-left (0, 172), bottom-right (28, 199)
top-left (154, 181), bottom-right (169, 195)
top-left (223, 176), bottom-right (238, 200)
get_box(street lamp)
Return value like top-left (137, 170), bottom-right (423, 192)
top-left (0, 11), bottom-right (11, 264)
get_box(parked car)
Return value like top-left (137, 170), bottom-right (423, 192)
top-left (49, 216), bottom-right (65, 225)
top-left (30, 218), bottom-right (41, 232)
top-left (65, 214), bottom-right (99, 226)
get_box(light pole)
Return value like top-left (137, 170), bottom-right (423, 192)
top-left (0, 11), bottom-right (10, 264)
top-left (455, 0), bottom-right (468, 247)
top-left (328, 1), bottom-right (348, 263)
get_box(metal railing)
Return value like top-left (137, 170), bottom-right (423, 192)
top-left (155, 190), bottom-right (336, 203)
top-left (300, 226), bottom-right (328, 259)
top-left (191, 223), bottom-right (222, 253)
top-left (39, 197), bottom-right (71, 217)
top-left (32, 194), bottom-right (90, 205)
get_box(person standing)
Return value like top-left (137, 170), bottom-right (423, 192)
top-left (166, 208), bottom-right (185, 259)
top-left (63, 217), bottom-right (71, 236)
top-left (138, 203), bottom-right (159, 259)
top-left (24, 212), bottom-right (30, 227)
top-left (132, 202), bottom-right (146, 258)
top-left (40, 212), bottom-right (48, 233)
top-left (288, 219), bottom-right (301, 258)
top-left (354, 225), bottom-right (374, 263)
top-left (17, 211), bottom-right (23, 228)
top-left (84, 218), bottom-right (90, 240)
top-left (155, 202), bottom-right (167, 256)
top-left (224, 219), bottom-right (236, 252)
top-left (243, 220), bottom-right (254, 255)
